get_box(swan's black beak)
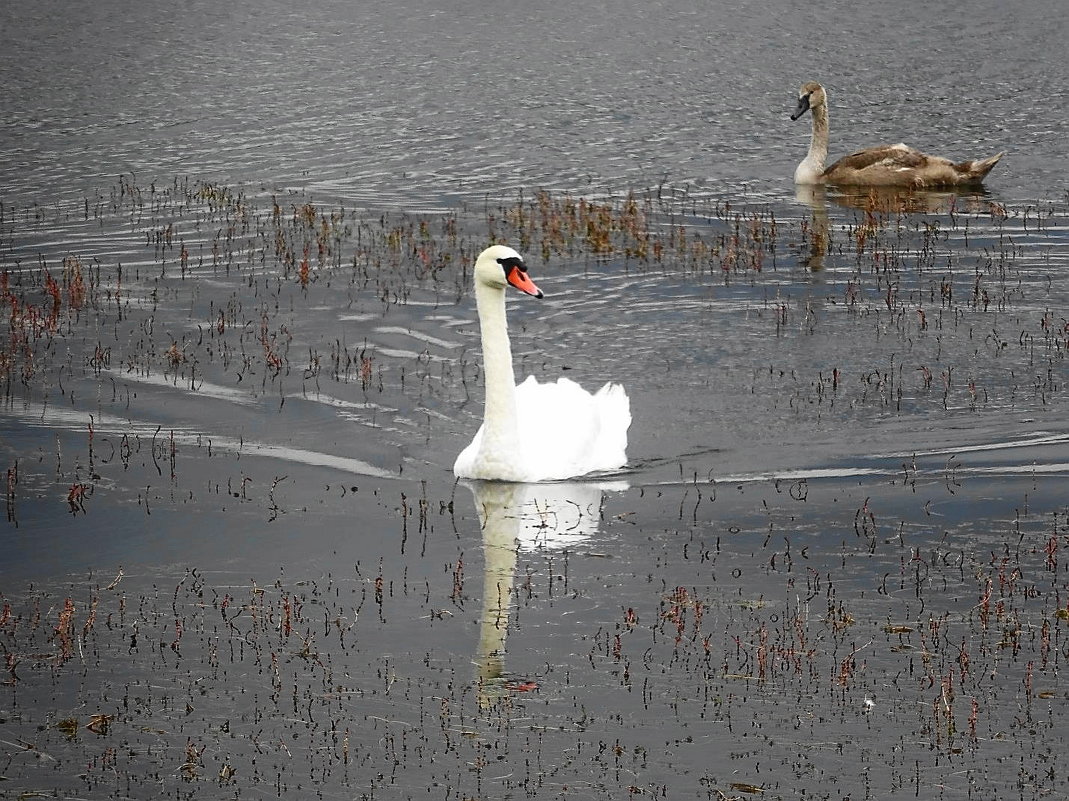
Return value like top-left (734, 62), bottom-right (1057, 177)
top-left (505, 264), bottom-right (544, 298)
top-left (790, 93), bottom-right (811, 121)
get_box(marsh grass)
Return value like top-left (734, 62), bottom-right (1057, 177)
top-left (1, 177), bottom-right (1067, 799)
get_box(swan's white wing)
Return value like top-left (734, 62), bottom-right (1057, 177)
top-left (514, 375), bottom-right (630, 481)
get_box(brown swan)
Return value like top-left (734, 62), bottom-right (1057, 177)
top-left (791, 82), bottom-right (1004, 188)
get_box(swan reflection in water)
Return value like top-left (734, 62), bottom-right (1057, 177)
top-left (794, 184), bottom-right (997, 272)
top-left (464, 479), bottom-right (625, 707)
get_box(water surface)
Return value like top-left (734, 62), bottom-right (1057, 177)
top-left (1, 1), bottom-right (1068, 799)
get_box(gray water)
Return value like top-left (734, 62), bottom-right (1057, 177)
top-left (4, 0), bottom-right (1068, 208)
top-left (1, 1), bottom-right (1068, 799)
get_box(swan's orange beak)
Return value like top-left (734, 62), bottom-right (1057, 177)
top-left (506, 265), bottom-right (544, 298)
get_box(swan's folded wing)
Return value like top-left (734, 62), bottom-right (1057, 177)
top-left (827, 144), bottom-right (927, 175)
top-left (515, 375), bottom-right (631, 481)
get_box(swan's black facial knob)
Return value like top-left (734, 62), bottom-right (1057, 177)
top-left (498, 256), bottom-right (543, 298)
top-left (497, 256), bottom-right (524, 272)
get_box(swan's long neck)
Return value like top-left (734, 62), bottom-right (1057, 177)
top-left (476, 282), bottom-right (520, 454)
top-left (796, 103), bottom-right (829, 183)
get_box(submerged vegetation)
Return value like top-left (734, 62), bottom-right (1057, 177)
top-left (1, 176), bottom-right (1067, 799)
top-left (2, 178), bottom-right (1064, 410)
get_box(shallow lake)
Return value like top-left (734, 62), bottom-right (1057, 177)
top-left (1, 1), bottom-right (1067, 799)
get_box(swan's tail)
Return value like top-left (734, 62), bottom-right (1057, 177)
top-left (958, 151), bottom-right (1005, 181)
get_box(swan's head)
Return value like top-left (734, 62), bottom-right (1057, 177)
top-left (791, 81), bottom-right (826, 120)
top-left (474, 245), bottom-right (544, 298)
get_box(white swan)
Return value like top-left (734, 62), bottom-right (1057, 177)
top-left (453, 245), bottom-right (630, 483)
top-left (791, 82), bottom-right (1004, 188)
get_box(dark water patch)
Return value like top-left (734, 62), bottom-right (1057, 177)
top-left (1, 472), bottom-right (1066, 798)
